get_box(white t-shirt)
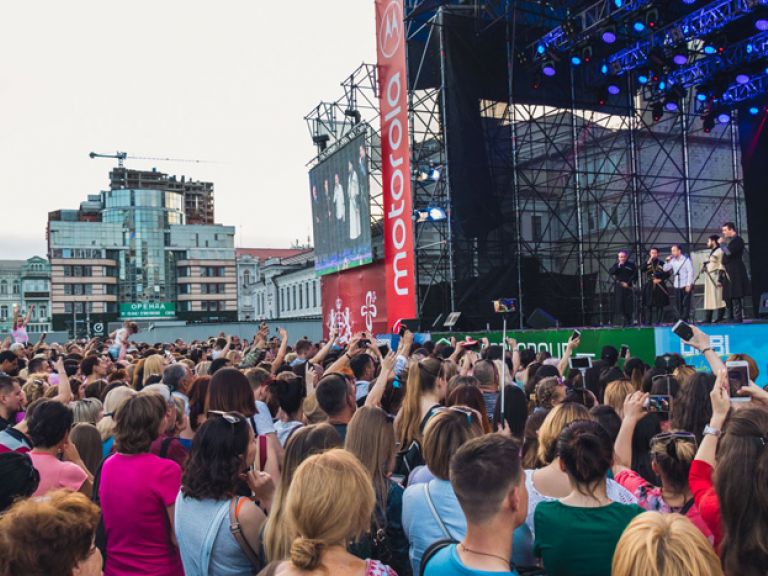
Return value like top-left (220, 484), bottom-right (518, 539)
top-left (248, 400), bottom-right (276, 436)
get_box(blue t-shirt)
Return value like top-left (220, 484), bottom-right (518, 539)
top-left (424, 544), bottom-right (519, 576)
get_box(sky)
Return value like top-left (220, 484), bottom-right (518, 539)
top-left (0, 0), bottom-right (377, 259)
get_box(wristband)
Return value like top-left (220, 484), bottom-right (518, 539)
top-left (700, 347), bottom-right (713, 354)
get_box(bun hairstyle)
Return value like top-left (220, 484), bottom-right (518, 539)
top-left (649, 432), bottom-right (696, 492)
top-left (286, 449), bottom-right (374, 571)
top-left (557, 419), bottom-right (613, 492)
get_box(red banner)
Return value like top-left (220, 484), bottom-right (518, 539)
top-left (321, 262), bottom-right (388, 340)
top-left (376, 0), bottom-right (416, 324)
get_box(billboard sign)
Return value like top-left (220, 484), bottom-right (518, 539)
top-left (309, 131), bottom-right (374, 275)
top-left (321, 261), bottom-right (388, 341)
top-left (376, 0), bottom-right (416, 323)
top-left (119, 301), bottom-right (176, 319)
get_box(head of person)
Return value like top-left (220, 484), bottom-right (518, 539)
top-left (80, 355), bottom-right (106, 380)
top-left (182, 412), bottom-right (255, 500)
top-left (536, 376), bottom-right (567, 412)
top-left (707, 234), bottom-right (720, 249)
top-left (604, 380), bottom-right (634, 417)
top-left (649, 247), bottom-right (659, 259)
top-left (96, 385), bottom-right (136, 441)
top-left (269, 373), bottom-right (306, 419)
top-left (294, 339), bottom-right (313, 360)
top-left (0, 453), bottom-right (39, 513)
top-left (349, 353), bottom-right (375, 383)
top-left (537, 402), bottom-right (594, 466)
top-left (721, 221), bottom-right (737, 238)
top-left (590, 405), bottom-right (622, 443)
top-left (450, 434), bottom-right (525, 531)
top-left (714, 406), bottom-right (768, 575)
top-left (632, 413), bottom-right (663, 484)
top-left (315, 373), bottom-right (356, 423)
top-left (473, 359), bottom-right (499, 390)
top-left (648, 430), bottom-right (697, 493)
top-left (422, 406), bottom-right (485, 480)
top-left (557, 419), bottom-right (613, 497)
top-left (671, 244), bottom-right (683, 258)
top-left (447, 375), bottom-right (479, 396)
top-left (286, 449), bottom-right (374, 571)
top-left (70, 397), bottom-right (103, 425)
top-left (27, 400), bottom-right (73, 450)
top-left (345, 407), bottom-right (396, 506)
top-left (493, 384), bottom-right (529, 438)
top-left (246, 367), bottom-right (272, 403)
top-left (208, 357), bottom-right (231, 375)
top-left (618, 250), bottom-right (628, 264)
top-left (162, 363), bottom-right (192, 395)
top-left (69, 423), bottom-right (103, 477)
top-left (613, 512), bottom-right (723, 576)
top-left (206, 367), bottom-right (256, 418)
top-left (446, 384), bottom-right (491, 432)
top-left (27, 357), bottom-right (48, 375)
top-left (141, 354), bottom-right (165, 385)
top-left (0, 490), bottom-right (102, 576)
top-left (600, 345), bottom-right (619, 368)
top-left (114, 393), bottom-right (167, 454)
top-left (263, 423), bottom-right (342, 562)
top-left (0, 351), bottom-right (20, 377)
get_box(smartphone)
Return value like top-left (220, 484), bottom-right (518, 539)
top-left (619, 344), bottom-right (629, 358)
top-left (726, 360), bottom-right (750, 401)
top-left (571, 329), bottom-right (582, 341)
top-left (493, 298), bottom-right (518, 313)
top-left (358, 339), bottom-right (370, 349)
top-left (672, 320), bottom-right (694, 342)
top-left (569, 356), bottom-right (592, 369)
top-left (398, 323), bottom-right (408, 337)
top-left (645, 394), bottom-right (671, 413)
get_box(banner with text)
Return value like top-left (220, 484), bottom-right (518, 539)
top-left (376, 0), bottom-right (416, 324)
top-left (321, 261), bottom-right (388, 341)
top-left (119, 302), bottom-right (176, 319)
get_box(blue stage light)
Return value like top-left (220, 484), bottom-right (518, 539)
top-left (602, 30), bottom-right (617, 44)
top-left (696, 93), bottom-right (708, 102)
top-left (717, 113), bottom-right (731, 124)
top-left (736, 74), bottom-right (750, 85)
top-left (703, 45), bottom-right (717, 55)
top-left (601, 64), bottom-right (608, 74)
top-left (633, 21), bottom-right (645, 32)
top-left (746, 43), bottom-right (754, 54)
top-left (427, 207), bottom-right (447, 222)
top-left (542, 62), bottom-right (557, 77)
top-left (756, 18), bottom-right (768, 32)
top-left (638, 74), bottom-right (649, 84)
top-left (608, 84), bottom-right (620, 95)
top-left (571, 56), bottom-right (582, 66)
top-left (749, 106), bottom-right (760, 115)
top-left (537, 44), bottom-right (546, 55)
top-left (659, 81), bottom-right (666, 90)
top-left (682, 0), bottom-right (696, 4)
top-left (614, 0), bottom-right (623, 8)
top-left (673, 53), bottom-right (687, 65)
top-left (665, 100), bottom-right (679, 112)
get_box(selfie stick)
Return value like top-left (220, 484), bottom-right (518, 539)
top-left (499, 314), bottom-right (507, 427)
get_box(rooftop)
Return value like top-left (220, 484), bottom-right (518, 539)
top-left (236, 248), bottom-right (311, 260)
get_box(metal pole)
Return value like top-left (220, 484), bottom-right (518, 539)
top-left (569, 66), bottom-right (586, 325)
top-left (729, 111), bottom-right (742, 232)
top-left (86, 296), bottom-right (91, 339)
top-left (680, 96), bottom-right (693, 246)
top-left (437, 7), bottom-right (456, 313)
top-left (627, 78), bottom-right (643, 323)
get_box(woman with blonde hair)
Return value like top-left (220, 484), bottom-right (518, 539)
top-left (262, 424), bottom-right (342, 563)
top-left (71, 397), bottom-right (103, 425)
top-left (97, 385), bottom-right (135, 457)
top-left (603, 380), bottom-right (634, 417)
top-left (612, 512), bottom-right (722, 576)
top-left (142, 354), bottom-right (165, 389)
top-left (345, 407), bottom-right (409, 576)
top-left (261, 449), bottom-right (397, 576)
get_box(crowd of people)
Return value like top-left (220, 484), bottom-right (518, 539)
top-left (0, 319), bottom-right (767, 576)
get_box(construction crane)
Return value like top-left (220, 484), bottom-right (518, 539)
top-left (89, 151), bottom-right (214, 168)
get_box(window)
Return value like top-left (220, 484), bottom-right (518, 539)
top-left (292, 286), bottom-right (297, 311)
top-left (201, 266), bottom-right (226, 278)
top-left (203, 301), bottom-right (221, 312)
top-left (0, 281), bottom-right (6, 295)
top-left (243, 271), bottom-right (251, 286)
top-left (12, 281), bottom-right (19, 295)
top-left (532, 215), bottom-right (543, 242)
top-left (39, 305), bottom-right (47, 319)
top-left (0, 305), bottom-right (6, 319)
top-left (299, 285), bottom-right (303, 309)
top-left (201, 283), bottom-right (226, 295)
top-left (64, 303), bottom-right (72, 314)
top-left (313, 281), bottom-right (317, 308)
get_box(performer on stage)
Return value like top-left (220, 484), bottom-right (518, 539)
top-left (702, 235), bottom-right (726, 323)
top-left (642, 247), bottom-right (669, 325)
top-left (609, 250), bottom-right (636, 326)
top-left (720, 221), bottom-right (750, 323)
top-left (347, 160), bottom-right (362, 242)
top-left (663, 244), bottom-right (694, 322)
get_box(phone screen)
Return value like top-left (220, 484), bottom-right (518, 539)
top-left (646, 395), bottom-right (671, 413)
top-left (726, 362), bottom-right (749, 397)
top-left (672, 320), bottom-right (694, 342)
top-left (620, 345), bottom-right (629, 358)
top-left (571, 329), bottom-right (581, 341)
top-left (569, 356), bottom-right (591, 369)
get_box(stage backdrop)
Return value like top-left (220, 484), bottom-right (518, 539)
top-left (309, 131), bottom-right (373, 276)
top-left (322, 261), bottom-right (388, 341)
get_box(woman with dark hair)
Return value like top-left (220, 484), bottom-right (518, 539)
top-left (0, 452), bottom-right (39, 512)
top-left (671, 372), bottom-right (715, 444)
top-left (99, 393), bottom-right (184, 576)
top-left (187, 375), bottom-right (211, 434)
top-left (175, 413), bottom-right (275, 576)
top-left (631, 412), bottom-right (662, 484)
top-left (493, 384), bottom-right (529, 438)
top-left (27, 400), bottom-right (93, 497)
top-left (446, 384), bottom-right (491, 433)
top-left (534, 420), bottom-right (644, 576)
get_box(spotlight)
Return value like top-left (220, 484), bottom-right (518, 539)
top-left (646, 9), bottom-right (658, 28)
top-left (542, 60), bottom-right (557, 77)
top-left (312, 133), bottom-right (330, 151)
top-left (537, 44), bottom-right (546, 55)
top-left (600, 64), bottom-right (609, 75)
top-left (571, 55), bottom-right (582, 66)
top-left (736, 74), bottom-right (750, 84)
top-left (673, 51), bottom-right (688, 66)
top-left (633, 21), bottom-right (645, 32)
top-left (756, 18), bottom-right (768, 31)
top-left (703, 44), bottom-right (717, 55)
top-left (614, 0), bottom-right (623, 8)
top-left (608, 84), bottom-right (621, 95)
top-left (429, 166), bottom-right (442, 181)
top-left (344, 109), bottom-right (362, 125)
top-left (415, 168), bottom-right (429, 182)
top-left (582, 46), bottom-right (593, 63)
top-left (696, 92), bottom-right (708, 102)
top-left (638, 73), bottom-right (649, 84)
top-left (652, 102), bottom-right (664, 122)
top-left (658, 80), bottom-right (666, 91)
top-left (427, 207), bottom-right (447, 221)
top-left (664, 97), bottom-right (679, 112)
top-left (682, 0), bottom-right (696, 5)
top-left (749, 106), bottom-right (760, 115)
top-left (602, 27), bottom-right (617, 44)
top-left (717, 113), bottom-right (731, 124)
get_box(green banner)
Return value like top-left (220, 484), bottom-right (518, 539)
top-left (432, 327), bottom-right (657, 365)
top-left (119, 301), bottom-right (176, 319)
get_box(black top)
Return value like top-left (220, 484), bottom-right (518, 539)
top-left (644, 257), bottom-right (666, 279)
top-left (609, 261), bottom-right (637, 286)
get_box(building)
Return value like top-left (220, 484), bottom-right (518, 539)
top-left (236, 249), bottom-right (320, 323)
top-left (48, 168), bottom-right (236, 337)
top-left (0, 257), bottom-right (52, 336)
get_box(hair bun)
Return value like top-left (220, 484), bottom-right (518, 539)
top-left (290, 537), bottom-right (323, 570)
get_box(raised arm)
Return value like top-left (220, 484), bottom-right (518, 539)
top-left (694, 369), bottom-right (730, 468)
top-left (310, 327), bottom-right (338, 365)
top-left (683, 325), bottom-right (725, 376)
top-left (270, 328), bottom-right (289, 374)
top-left (51, 357), bottom-right (73, 404)
top-left (507, 338), bottom-right (521, 377)
top-left (613, 391), bottom-right (648, 474)
top-left (366, 350), bottom-right (396, 408)
top-left (557, 335), bottom-right (580, 377)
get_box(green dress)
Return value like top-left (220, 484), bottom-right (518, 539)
top-left (533, 500), bottom-right (644, 576)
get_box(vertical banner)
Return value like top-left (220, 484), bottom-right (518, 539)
top-left (321, 262), bottom-right (389, 341)
top-left (376, 0), bottom-right (416, 325)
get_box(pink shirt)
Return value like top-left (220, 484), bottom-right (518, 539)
top-left (100, 453), bottom-right (183, 576)
top-left (12, 326), bottom-right (28, 345)
top-left (29, 452), bottom-right (87, 496)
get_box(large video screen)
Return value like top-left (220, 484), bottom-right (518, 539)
top-left (309, 132), bottom-right (373, 276)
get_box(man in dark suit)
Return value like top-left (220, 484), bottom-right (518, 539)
top-left (609, 250), bottom-right (637, 326)
top-left (720, 222), bottom-right (750, 323)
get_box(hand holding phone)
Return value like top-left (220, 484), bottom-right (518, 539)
top-left (726, 360), bottom-right (750, 401)
top-left (620, 344), bottom-right (629, 359)
top-left (645, 394), bottom-right (671, 413)
top-left (671, 320), bottom-right (694, 342)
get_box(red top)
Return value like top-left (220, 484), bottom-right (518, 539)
top-left (689, 459), bottom-right (722, 550)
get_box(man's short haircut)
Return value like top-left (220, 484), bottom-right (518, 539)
top-left (349, 354), bottom-right (374, 380)
top-left (162, 364), bottom-right (188, 393)
top-left (79, 356), bottom-right (100, 377)
top-left (450, 434), bottom-right (522, 524)
top-left (269, 374), bottom-right (307, 415)
top-left (650, 247), bottom-right (659, 253)
top-left (618, 249), bottom-right (629, 256)
top-left (215, 337), bottom-right (227, 349)
top-left (208, 357), bottom-right (230, 375)
top-left (27, 400), bottom-right (74, 448)
top-left (245, 367), bottom-right (271, 390)
top-left (27, 357), bottom-right (47, 374)
top-left (295, 339), bottom-right (312, 356)
top-left (721, 221), bottom-right (736, 231)
top-left (0, 375), bottom-right (16, 394)
top-left (0, 351), bottom-right (17, 365)
top-left (315, 373), bottom-right (349, 417)
top-left (671, 243), bottom-right (683, 252)
top-left (708, 234), bottom-right (720, 242)
top-left (472, 360), bottom-right (497, 389)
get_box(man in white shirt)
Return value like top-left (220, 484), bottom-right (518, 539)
top-left (663, 244), bottom-right (695, 321)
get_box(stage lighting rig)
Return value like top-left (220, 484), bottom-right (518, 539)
top-left (312, 133), bottom-right (330, 152)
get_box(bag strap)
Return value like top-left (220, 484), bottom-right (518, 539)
top-left (680, 497), bottom-right (696, 516)
top-left (258, 435), bottom-right (267, 472)
top-left (423, 483), bottom-right (452, 540)
top-left (175, 494), bottom-right (230, 573)
top-left (159, 437), bottom-right (174, 459)
top-left (419, 538), bottom-right (457, 576)
top-left (229, 496), bottom-right (263, 569)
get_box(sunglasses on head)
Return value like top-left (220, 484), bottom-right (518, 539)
top-left (435, 405), bottom-right (479, 426)
top-left (650, 431), bottom-right (697, 454)
top-left (207, 410), bottom-right (245, 425)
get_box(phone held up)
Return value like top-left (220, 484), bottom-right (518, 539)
top-left (671, 320), bottom-right (694, 342)
top-left (726, 360), bottom-right (750, 402)
top-left (569, 356), bottom-right (592, 370)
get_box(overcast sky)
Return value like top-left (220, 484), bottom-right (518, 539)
top-left (0, 0), bottom-right (377, 259)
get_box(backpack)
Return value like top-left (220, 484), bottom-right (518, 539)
top-left (393, 405), bottom-right (441, 485)
top-left (420, 539), bottom-right (547, 576)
